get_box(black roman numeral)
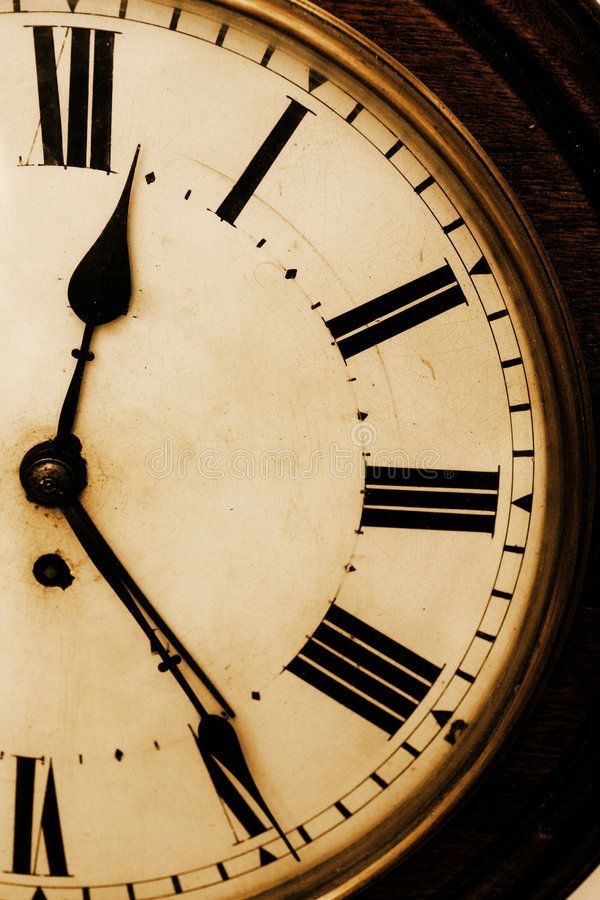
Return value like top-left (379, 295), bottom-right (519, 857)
top-left (215, 98), bottom-right (313, 226)
top-left (361, 466), bottom-right (500, 534)
top-left (11, 757), bottom-right (69, 877)
top-left (287, 605), bottom-right (441, 735)
top-left (325, 262), bottom-right (467, 359)
top-left (31, 26), bottom-right (115, 171)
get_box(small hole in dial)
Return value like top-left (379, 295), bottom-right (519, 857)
top-left (33, 553), bottom-right (74, 590)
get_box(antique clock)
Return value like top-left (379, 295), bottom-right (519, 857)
top-left (0, 0), bottom-right (597, 898)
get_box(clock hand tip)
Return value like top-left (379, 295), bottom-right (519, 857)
top-left (132, 143), bottom-right (141, 169)
top-left (193, 716), bottom-right (300, 861)
top-left (274, 824), bottom-right (301, 862)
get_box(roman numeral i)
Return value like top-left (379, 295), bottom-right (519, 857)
top-left (288, 605), bottom-right (441, 735)
top-left (215, 97), bottom-right (313, 226)
top-left (30, 26), bottom-right (116, 171)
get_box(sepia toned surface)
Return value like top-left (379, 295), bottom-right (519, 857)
top-left (316, 1), bottom-right (599, 898)
top-left (0, 1), bottom-right (594, 898)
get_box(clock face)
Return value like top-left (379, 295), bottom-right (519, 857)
top-left (0, 0), bottom-right (582, 898)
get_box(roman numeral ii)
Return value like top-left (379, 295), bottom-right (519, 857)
top-left (325, 262), bottom-right (467, 358)
top-left (11, 756), bottom-right (69, 877)
top-left (288, 605), bottom-right (441, 735)
top-left (30, 26), bottom-right (116, 171)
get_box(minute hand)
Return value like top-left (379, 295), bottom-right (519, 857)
top-left (61, 498), bottom-right (234, 719)
top-left (61, 500), bottom-right (298, 859)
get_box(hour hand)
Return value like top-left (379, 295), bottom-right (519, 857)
top-left (61, 498), bottom-right (234, 719)
top-left (56, 145), bottom-right (140, 441)
top-left (67, 144), bottom-right (140, 327)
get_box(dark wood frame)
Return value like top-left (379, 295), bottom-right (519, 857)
top-left (307, 1), bottom-right (600, 896)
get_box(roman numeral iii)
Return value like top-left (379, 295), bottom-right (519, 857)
top-left (361, 466), bottom-right (500, 534)
top-left (11, 756), bottom-right (69, 877)
top-left (30, 26), bottom-right (116, 171)
top-left (325, 262), bottom-right (467, 358)
top-left (287, 605), bottom-right (441, 735)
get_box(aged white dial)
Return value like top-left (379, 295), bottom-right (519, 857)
top-left (0, 1), bottom-right (577, 898)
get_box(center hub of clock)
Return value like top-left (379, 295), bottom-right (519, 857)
top-left (19, 439), bottom-right (87, 508)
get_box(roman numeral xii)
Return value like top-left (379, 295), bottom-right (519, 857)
top-left (28, 26), bottom-right (116, 171)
